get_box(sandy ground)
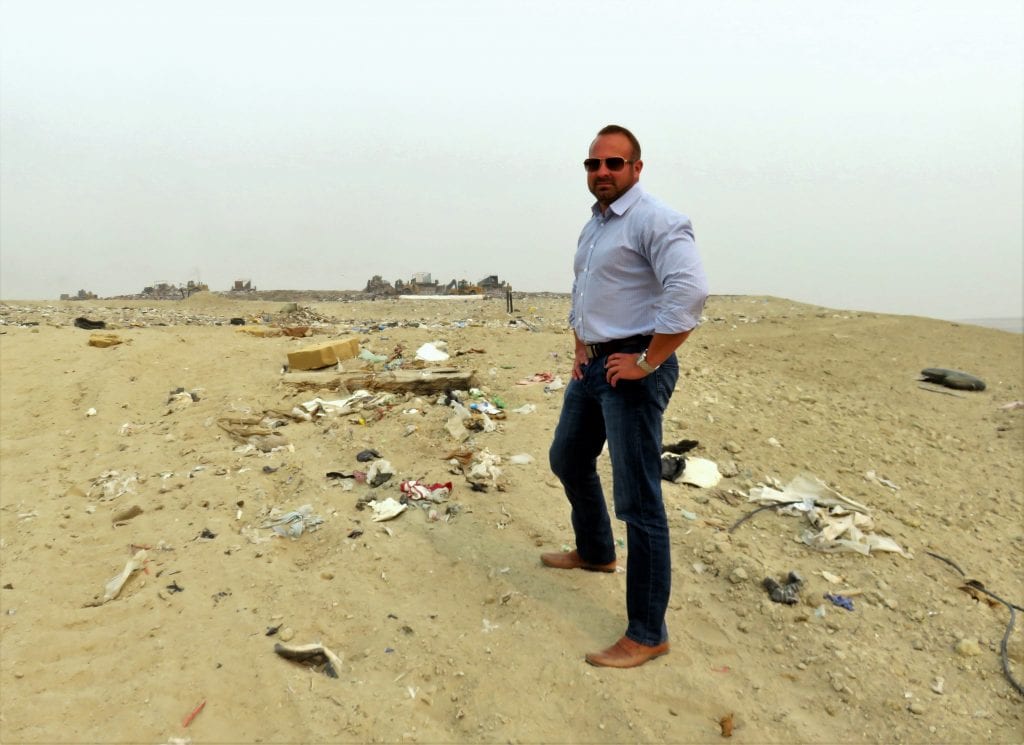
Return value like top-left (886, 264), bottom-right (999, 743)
top-left (0, 293), bottom-right (1021, 745)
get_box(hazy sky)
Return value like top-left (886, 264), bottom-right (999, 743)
top-left (2, 0), bottom-right (1021, 320)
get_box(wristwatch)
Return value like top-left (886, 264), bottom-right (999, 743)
top-left (636, 350), bottom-right (659, 374)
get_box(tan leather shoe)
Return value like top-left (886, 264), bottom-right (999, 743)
top-left (539, 549), bottom-right (616, 573)
top-left (585, 636), bottom-right (670, 668)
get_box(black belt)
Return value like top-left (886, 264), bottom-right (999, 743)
top-left (583, 335), bottom-right (653, 361)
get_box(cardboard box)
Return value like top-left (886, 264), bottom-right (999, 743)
top-left (287, 337), bottom-right (361, 371)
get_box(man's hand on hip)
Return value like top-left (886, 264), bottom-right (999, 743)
top-left (605, 353), bottom-right (648, 387)
top-left (572, 348), bottom-right (589, 380)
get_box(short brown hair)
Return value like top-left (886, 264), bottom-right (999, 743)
top-left (597, 124), bottom-right (641, 161)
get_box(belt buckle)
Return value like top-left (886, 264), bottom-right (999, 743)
top-left (585, 343), bottom-right (600, 360)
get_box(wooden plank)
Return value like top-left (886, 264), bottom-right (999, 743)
top-left (282, 367), bottom-right (478, 395)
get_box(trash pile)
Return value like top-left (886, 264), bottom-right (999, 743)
top-left (743, 474), bottom-right (911, 558)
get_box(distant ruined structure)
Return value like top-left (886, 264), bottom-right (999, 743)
top-left (363, 272), bottom-right (509, 298)
top-left (140, 280), bottom-right (209, 299)
top-left (60, 289), bottom-right (98, 301)
top-left (364, 275), bottom-right (399, 296)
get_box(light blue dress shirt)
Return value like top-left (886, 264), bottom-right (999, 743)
top-left (569, 184), bottom-right (709, 343)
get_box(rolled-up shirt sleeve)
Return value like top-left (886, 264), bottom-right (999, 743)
top-left (645, 213), bottom-right (709, 334)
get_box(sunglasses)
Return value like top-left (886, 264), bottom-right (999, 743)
top-left (583, 157), bottom-right (634, 172)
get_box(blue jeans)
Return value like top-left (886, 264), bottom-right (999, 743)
top-left (548, 353), bottom-right (679, 646)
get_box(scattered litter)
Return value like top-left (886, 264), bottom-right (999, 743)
top-left (274, 641), bottom-right (344, 678)
top-left (445, 412), bottom-right (470, 441)
top-left (399, 480), bottom-right (452, 502)
top-left (507, 453), bottom-right (534, 465)
top-left (824, 592), bottom-right (855, 611)
top-left (999, 400), bottom-right (1024, 411)
top-left (182, 699), bottom-right (206, 728)
top-left (919, 367), bottom-right (986, 391)
top-left (516, 372), bottom-right (554, 385)
top-left (543, 377), bottom-right (564, 394)
top-left (415, 342), bottom-right (450, 361)
top-left (679, 457), bottom-right (721, 488)
top-left (260, 505), bottom-right (325, 538)
top-left (88, 470), bottom-right (139, 501)
top-left (167, 386), bottom-right (200, 403)
top-left (661, 453), bottom-right (685, 481)
top-left (661, 453), bottom-right (721, 487)
top-left (366, 459), bottom-right (395, 487)
top-left (469, 401), bottom-right (502, 416)
top-left (743, 474), bottom-right (911, 558)
top-left (356, 449), bottom-right (381, 462)
top-left (865, 470), bottom-right (900, 490)
top-left (299, 390), bottom-right (393, 418)
top-left (87, 549), bottom-right (147, 606)
top-left (166, 387), bottom-right (200, 413)
top-left (74, 317), bottom-right (106, 330)
top-left (369, 497), bottom-right (407, 522)
top-left (511, 404), bottom-right (536, 414)
top-left (763, 571), bottom-right (803, 605)
top-left (85, 407), bottom-right (97, 417)
top-left (465, 449), bottom-right (503, 488)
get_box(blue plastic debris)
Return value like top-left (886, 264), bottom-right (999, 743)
top-left (824, 592), bottom-right (854, 611)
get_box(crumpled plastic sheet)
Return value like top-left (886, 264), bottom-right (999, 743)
top-left (748, 474), bottom-right (911, 558)
top-left (260, 504), bottom-right (325, 538)
top-left (467, 449), bottom-right (502, 485)
top-left (300, 390), bottom-right (392, 417)
top-left (415, 342), bottom-right (449, 362)
top-left (369, 497), bottom-right (407, 522)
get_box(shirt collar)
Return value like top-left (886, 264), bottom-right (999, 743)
top-left (591, 183), bottom-right (644, 217)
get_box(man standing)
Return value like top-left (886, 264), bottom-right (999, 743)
top-left (544, 124), bottom-right (708, 668)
